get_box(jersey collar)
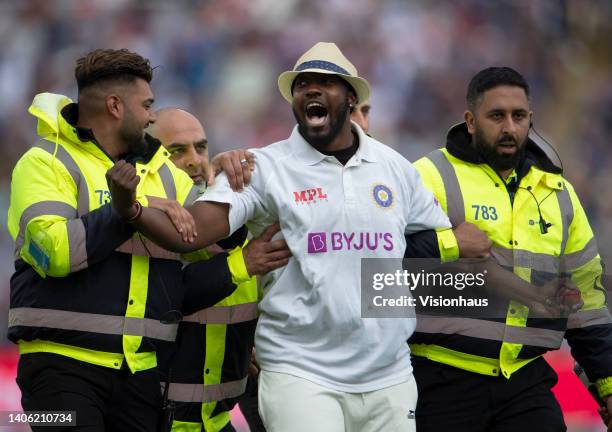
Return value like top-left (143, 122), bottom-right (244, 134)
top-left (289, 121), bottom-right (377, 166)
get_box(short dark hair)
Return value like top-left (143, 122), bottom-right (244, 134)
top-left (75, 48), bottom-right (153, 92)
top-left (466, 67), bottom-right (529, 111)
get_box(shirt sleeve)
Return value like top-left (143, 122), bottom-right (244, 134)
top-left (197, 162), bottom-right (269, 236)
top-left (404, 162), bottom-right (451, 234)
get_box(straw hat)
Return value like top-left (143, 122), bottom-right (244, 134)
top-left (277, 42), bottom-right (371, 104)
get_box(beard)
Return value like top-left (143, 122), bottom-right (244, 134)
top-left (293, 100), bottom-right (350, 151)
top-left (473, 128), bottom-right (526, 172)
top-left (119, 111), bottom-right (148, 156)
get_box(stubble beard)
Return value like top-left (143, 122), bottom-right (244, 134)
top-left (294, 100), bottom-right (350, 151)
top-left (473, 127), bottom-right (527, 172)
top-left (119, 113), bottom-right (148, 156)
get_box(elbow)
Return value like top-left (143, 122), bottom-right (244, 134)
top-left (46, 263), bottom-right (71, 278)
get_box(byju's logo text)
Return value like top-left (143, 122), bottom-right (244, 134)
top-left (307, 232), bottom-right (393, 254)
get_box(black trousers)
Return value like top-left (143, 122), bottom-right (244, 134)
top-left (238, 375), bottom-right (266, 432)
top-left (413, 356), bottom-right (566, 432)
top-left (162, 401), bottom-right (235, 432)
top-left (17, 352), bottom-right (162, 432)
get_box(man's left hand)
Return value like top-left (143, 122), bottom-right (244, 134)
top-left (208, 150), bottom-right (255, 191)
top-left (248, 347), bottom-right (260, 378)
top-left (146, 196), bottom-right (196, 243)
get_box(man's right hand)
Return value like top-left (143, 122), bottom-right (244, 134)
top-left (208, 150), bottom-right (255, 192)
top-left (454, 222), bottom-right (492, 258)
top-left (106, 160), bottom-right (140, 219)
top-left (242, 223), bottom-right (292, 276)
top-left (532, 276), bottom-right (583, 317)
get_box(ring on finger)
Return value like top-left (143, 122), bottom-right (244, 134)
top-left (240, 159), bottom-right (248, 165)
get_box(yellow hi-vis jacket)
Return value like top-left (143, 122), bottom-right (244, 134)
top-left (409, 122), bottom-right (612, 398)
top-left (160, 244), bottom-right (258, 432)
top-left (7, 93), bottom-right (198, 373)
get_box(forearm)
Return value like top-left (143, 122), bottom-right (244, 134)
top-left (182, 252), bottom-right (236, 314)
top-left (130, 201), bottom-right (231, 253)
top-left (407, 232), bottom-right (548, 305)
top-left (444, 257), bottom-right (552, 307)
top-left (19, 205), bottom-right (134, 277)
top-left (404, 230), bottom-right (440, 259)
top-left (82, 203), bottom-right (135, 265)
top-left (405, 229), bottom-right (461, 263)
top-left (566, 325), bottom-right (612, 390)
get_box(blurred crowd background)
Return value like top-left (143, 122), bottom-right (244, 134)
top-left (0, 0), bottom-right (610, 430)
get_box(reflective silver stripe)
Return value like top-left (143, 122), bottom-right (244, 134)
top-left (491, 247), bottom-right (516, 268)
top-left (556, 186), bottom-right (573, 257)
top-left (491, 247), bottom-right (561, 273)
top-left (116, 237), bottom-right (180, 261)
top-left (8, 307), bottom-right (178, 342)
top-left (184, 185), bottom-right (200, 205)
top-left (35, 140), bottom-right (89, 216)
top-left (67, 219), bottom-right (88, 272)
top-left (416, 314), bottom-right (505, 339)
top-left (504, 326), bottom-right (564, 349)
top-left (167, 376), bottom-right (248, 403)
top-left (491, 233), bottom-right (597, 273)
top-left (14, 201), bottom-right (77, 258)
top-left (567, 308), bottom-right (612, 329)
top-left (182, 302), bottom-right (259, 325)
top-left (158, 163), bottom-right (176, 201)
top-left (563, 238), bottom-right (599, 270)
top-left (426, 150), bottom-right (465, 225)
top-left (416, 315), bottom-right (564, 348)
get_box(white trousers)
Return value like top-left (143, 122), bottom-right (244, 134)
top-left (258, 370), bottom-right (417, 432)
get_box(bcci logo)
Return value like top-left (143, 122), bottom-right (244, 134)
top-left (372, 184), bottom-right (393, 209)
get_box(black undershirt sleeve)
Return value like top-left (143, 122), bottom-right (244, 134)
top-left (404, 230), bottom-right (441, 259)
top-left (181, 252), bottom-right (237, 314)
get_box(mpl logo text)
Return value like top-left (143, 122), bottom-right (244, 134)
top-left (293, 187), bottom-right (328, 204)
top-left (308, 232), bottom-right (394, 254)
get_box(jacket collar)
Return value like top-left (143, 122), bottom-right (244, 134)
top-left (445, 122), bottom-right (563, 179)
top-left (28, 92), bottom-right (161, 165)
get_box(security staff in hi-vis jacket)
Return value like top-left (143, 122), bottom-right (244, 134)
top-left (147, 108), bottom-right (290, 432)
top-left (7, 48), bottom-right (197, 432)
top-left (407, 67), bottom-right (612, 432)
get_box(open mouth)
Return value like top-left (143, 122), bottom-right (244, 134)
top-left (305, 102), bottom-right (329, 128)
top-left (497, 141), bottom-right (517, 154)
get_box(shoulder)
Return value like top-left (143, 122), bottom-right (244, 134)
top-left (368, 136), bottom-right (405, 160)
top-left (412, 147), bottom-right (450, 172)
top-left (14, 140), bottom-right (69, 173)
top-left (366, 137), bottom-right (421, 182)
top-left (248, 139), bottom-right (297, 183)
top-left (250, 138), bottom-right (294, 165)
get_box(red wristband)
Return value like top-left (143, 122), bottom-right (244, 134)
top-left (125, 201), bottom-right (143, 222)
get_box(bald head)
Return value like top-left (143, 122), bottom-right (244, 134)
top-left (148, 108), bottom-right (209, 185)
top-left (148, 108), bottom-right (205, 144)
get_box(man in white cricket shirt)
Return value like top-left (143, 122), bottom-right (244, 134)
top-left (106, 42), bottom-right (463, 431)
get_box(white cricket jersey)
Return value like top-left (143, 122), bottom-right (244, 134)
top-left (199, 124), bottom-right (451, 392)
